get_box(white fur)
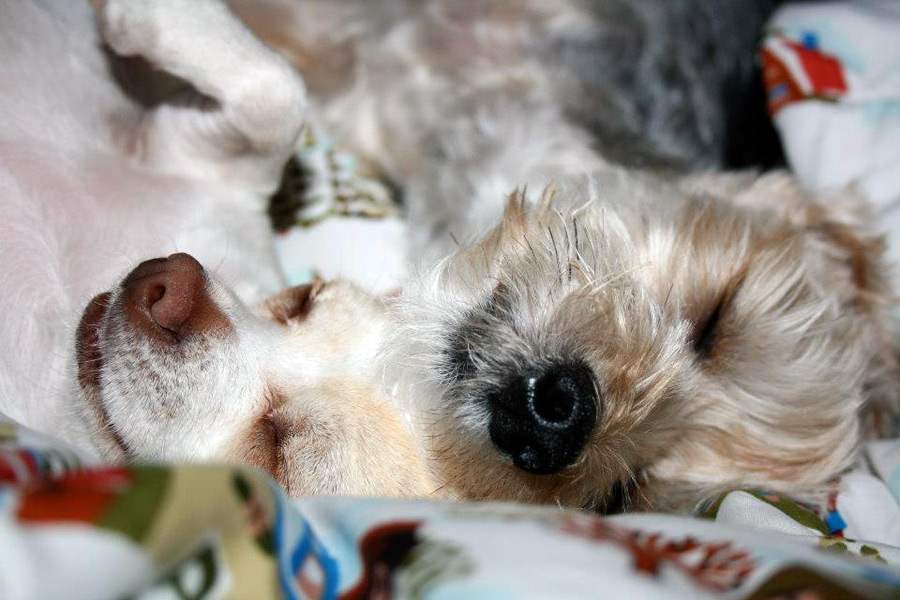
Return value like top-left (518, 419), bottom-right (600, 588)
top-left (0, 0), bottom-right (304, 451)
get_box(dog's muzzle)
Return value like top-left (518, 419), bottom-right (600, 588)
top-left (488, 362), bottom-right (597, 475)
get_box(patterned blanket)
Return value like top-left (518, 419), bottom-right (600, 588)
top-left (761, 0), bottom-right (900, 291)
top-left (2, 420), bottom-right (899, 599)
top-left (7, 4), bottom-right (896, 597)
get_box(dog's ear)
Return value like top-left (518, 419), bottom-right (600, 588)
top-left (683, 171), bottom-right (894, 311)
top-left (685, 172), bottom-right (900, 436)
top-left (256, 277), bottom-right (326, 325)
top-left (504, 187), bottom-right (530, 229)
top-left (450, 188), bottom-right (531, 278)
top-left (661, 171), bottom-right (900, 501)
top-left (493, 185), bottom-right (561, 251)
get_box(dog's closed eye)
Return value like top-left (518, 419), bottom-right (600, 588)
top-left (691, 267), bottom-right (747, 361)
top-left (693, 293), bottom-right (727, 359)
top-left (262, 277), bottom-right (326, 325)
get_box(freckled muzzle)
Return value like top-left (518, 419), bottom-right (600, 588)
top-left (488, 362), bottom-right (597, 475)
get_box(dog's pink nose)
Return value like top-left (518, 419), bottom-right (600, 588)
top-left (122, 253), bottom-right (207, 337)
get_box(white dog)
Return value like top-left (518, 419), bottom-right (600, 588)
top-left (0, 0), bottom-right (433, 497)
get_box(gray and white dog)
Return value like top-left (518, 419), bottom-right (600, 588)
top-left (235, 0), bottom-right (898, 511)
top-left (236, 0), bottom-right (782, 258)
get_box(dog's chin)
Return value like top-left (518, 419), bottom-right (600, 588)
top-left (74, 286), bottom-right (183, 458)
top-left (73, 253), bottom-right (243, 459)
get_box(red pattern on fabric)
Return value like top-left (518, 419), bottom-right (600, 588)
top-left (0, 449), bottom-right (41, 485)
top-left (17, 468), bottom-right (134, 524)
top-left (762, 35), bottom-right (848, 116)
top-left (762, 47), bottom-right (806, 115)
top-left (559, 516), bottom-right (755, 592)
top-left (786, 37), bottom-right (848, 96)
top-left (341, 521), bottom-right (421, 600)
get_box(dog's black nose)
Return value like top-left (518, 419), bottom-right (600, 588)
top-left (488, 362), bottom-right (597, 475)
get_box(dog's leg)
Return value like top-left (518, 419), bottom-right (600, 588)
top-left (95, 0), bottom-right (307, 199)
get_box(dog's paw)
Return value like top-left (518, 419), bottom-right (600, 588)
top-left (95, 0), bottom-right (162, 58)
top-left (95, 0), bottom-right (231, 63)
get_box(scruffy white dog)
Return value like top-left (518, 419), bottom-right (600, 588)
top-left (0, 0), bottom-right (433, 497)
top-left (389, 176), bottom-right (899, 511)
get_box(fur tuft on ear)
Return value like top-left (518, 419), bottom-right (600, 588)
top-left (501, 187), bottom-right (529, 233)
top-left (537, 183), bottom-right (558, 215)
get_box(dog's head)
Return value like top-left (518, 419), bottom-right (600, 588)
top-left (75, 253), bottom-right (434, 497)
top-left (389, 172), bottom-right (897, 511)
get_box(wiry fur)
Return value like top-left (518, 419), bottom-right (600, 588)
top-left (229, 0), bottom-right (780, 261)
top-left (238, 0), bottom-right (898, 511)
top-left (386, 173), bottom-right (899, 512)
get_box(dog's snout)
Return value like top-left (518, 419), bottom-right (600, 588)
top-left (489, 363), bottom-right (597, 475)
top-left (122, 252), bottom-right (208, 337)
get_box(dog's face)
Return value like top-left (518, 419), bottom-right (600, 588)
top-left (389, 173), bottom-right (895, 511)
top-left (75, 253), bottom-right (434, 497)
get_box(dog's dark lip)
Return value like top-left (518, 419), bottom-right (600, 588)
top-left (262, 411), bottom-right (290, 492)
top-left (76, 292), bottom-right (111, 392)
top-left (76, 291), bottom-right (131, 457)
